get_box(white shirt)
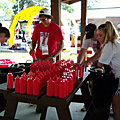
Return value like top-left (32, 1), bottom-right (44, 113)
top-left (82, 35), bottom-right (99, 53)
top-left (99, 39), bottom-right (120, 79)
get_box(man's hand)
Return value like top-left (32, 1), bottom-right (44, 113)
top-left (45, 56), bottom-right (56, 63)
top-left (30, 40), bottom-right (36, 55)
top-left (29, 49), bottom-right (34, 56)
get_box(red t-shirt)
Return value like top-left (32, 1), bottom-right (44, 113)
top-left (31, 22), bottom-right (64, 59)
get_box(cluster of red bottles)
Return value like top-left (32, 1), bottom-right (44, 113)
top-left (14, 70), bottom-right (49, 95)
top-left (30, 60), bottom-right (52, 73)
top-left (46, 59), bottom-right (84, 98)
top-left (15, 72), bottom-right (28, 94)
top-left (47, 70), bottom-right (76, 98)
top-left (14, 60), bottom-right (52, 95)
top-left (0, 59), bottom-right (15, 67)
top-left (14, 59), bottom-right (72, 96)
top-left (7, 59), bottom-right (84, 97)
top-left (13, 60), bottom-right (65, 95)
top-left (74, 64), bottom-right (84, 78)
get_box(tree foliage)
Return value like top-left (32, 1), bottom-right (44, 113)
top-left (87, 0), bottom-right (98, 8)
top-left (0, 1), bottom-right (13, 17)
top-left (12, 0), bottom-right (50, 15)
top-left (12, 0), bottom-right (75, 15)
top-left (0, 0), bottom-right (98, 17)
top-left (33, 0), bottom-right (49, 7)
top-left (12, 0), bottom-right (34, 14)
top-left (61, 3), bottom-right (74, 13)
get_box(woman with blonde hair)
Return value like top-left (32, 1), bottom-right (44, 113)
top-left (97, 21), bottom-right (120, 120)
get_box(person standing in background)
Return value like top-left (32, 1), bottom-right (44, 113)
top-left (76, 23), bottom-right (101, 111)
top-left (30, 8), bottom-right (64, 63)
top-left (77, 23), bottom-right (101, 69)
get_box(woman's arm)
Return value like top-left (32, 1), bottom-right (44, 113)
top-left (87, 47), bottom-right (102, 64)
top-left (80, 47), bottom-right (102, 68)
top-left (77, 48), bottom-right (87, 64)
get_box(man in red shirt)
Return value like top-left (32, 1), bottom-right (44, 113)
top-left (30, 8), bottom-right (64, 62)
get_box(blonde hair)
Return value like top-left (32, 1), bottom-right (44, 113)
top-left (98, 21), bottom-right (118, 47)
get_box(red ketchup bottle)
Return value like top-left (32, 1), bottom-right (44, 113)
top-left (39, 76), bottom-right (43, 91)
top-left (33, 76), bottom-right (40, 96)
top-left (20, 76), bottom-right (27, 94)
top-left (74, 64), bottom-right (78, 77)
top-left (30, 51), bottom-right (37, 62)
top-left (78, 66), bottom-right (84, 78)
top-left (15, 75), bottom-right (20, 93)
top-left (67, 76), bottom-right (73, 93)
top-left (7, 71), bottom-right (13, 89)
top-left (54, 77), bottom-right (59, 97)
top-left (71, 69), bottom-right (76, 84)
top-left (59, 80), bottom-right (66, 98)
top-left (27, 76), bottom-right (33, 95)
top-left (21, 72), bottom-right (27, 80)
top-left (65, 79), bottom-right (69, 96)
top-left (45, 70), bottom-right (50, 81)
top-left (47, 77), bottom-right (54, 97)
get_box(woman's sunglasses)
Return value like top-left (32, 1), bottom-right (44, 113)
top-left (40, 18), bottom-right (47, 21)
top-left (99, 24), bottom-right (106, 29)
